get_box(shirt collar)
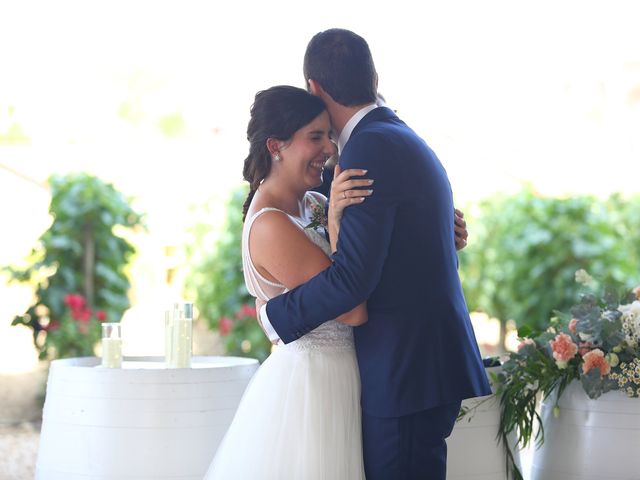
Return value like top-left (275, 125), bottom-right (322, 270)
top-left (337, 103), bottom-right (378, 154)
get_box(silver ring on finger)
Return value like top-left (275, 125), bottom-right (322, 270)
top-left (343, 191), bottom-right (347, 200)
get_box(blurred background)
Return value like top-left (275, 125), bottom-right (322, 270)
top-left (1, 0), bottom-right (639, 477)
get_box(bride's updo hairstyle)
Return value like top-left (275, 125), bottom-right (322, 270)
top-left (242, 85), bottom-right (326, 221)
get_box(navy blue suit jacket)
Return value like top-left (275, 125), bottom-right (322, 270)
top-left (266, 107), bottom-right (491, 417)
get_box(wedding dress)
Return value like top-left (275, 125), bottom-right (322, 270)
top-left (203, 191), bottom-right (365, 480)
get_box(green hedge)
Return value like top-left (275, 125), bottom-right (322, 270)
top-left (459, 187), bottom-right (640, 338)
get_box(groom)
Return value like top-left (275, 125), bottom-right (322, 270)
top-left (260, 28), bottom-right (491, 479)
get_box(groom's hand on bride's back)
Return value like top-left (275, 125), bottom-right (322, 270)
top-left (454, 208), bottom-right (468, 251)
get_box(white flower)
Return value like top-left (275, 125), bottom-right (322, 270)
top-left (578, 332), bottom-right (595, 342)
top-left (575, 269), bottom-right (594, 285)
top-left (620, 301), bottom-right (640, 347)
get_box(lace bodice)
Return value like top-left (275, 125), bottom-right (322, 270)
top-left (242, 192), bottom-right (354, 351)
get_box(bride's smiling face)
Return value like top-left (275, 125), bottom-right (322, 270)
top-left (279, 111), bottom-right (335, 191)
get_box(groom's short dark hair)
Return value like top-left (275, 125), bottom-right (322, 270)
top-left (304, 28), bottom-right (378, 107)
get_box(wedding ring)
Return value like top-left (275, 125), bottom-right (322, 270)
top-left (343, 191), bottom-right (347, 200)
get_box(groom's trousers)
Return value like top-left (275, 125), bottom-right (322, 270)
top-left (362, 401), bottom-right (461, 480)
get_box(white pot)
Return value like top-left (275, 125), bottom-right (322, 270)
top-left (35, 356), bottom-right (259, 479)
top-left (531, 381), bottom-right (640, 480)
top-left (447, 366), bottom-right (522, 480)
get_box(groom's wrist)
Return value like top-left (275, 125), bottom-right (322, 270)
top-left (259, 304), bottom-right (281, 344)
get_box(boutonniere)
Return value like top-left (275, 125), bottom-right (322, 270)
top-left (304, 199), bottom-right (327, 231)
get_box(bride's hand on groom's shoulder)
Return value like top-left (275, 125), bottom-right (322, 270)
top-left (328, 165), bottom-right (373, 224)
top-left (327, 165), bottom-right (374, 252)
top-left (454, 208), bottom-right (468, 251)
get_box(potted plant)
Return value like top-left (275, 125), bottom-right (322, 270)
top-left (492, 270), bottom-right (640, 479)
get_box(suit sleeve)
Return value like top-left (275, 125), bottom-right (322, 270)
top-left (266, 132), bottom-right (398, 343)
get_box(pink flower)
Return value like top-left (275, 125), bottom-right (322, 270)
top-left (236, 304), bottom-right (257, 320)
top-left (517, 338), bottom-right (536, 351)
top-left (582, 349), bottom-right (611, 377)
top-left (568, 318), bottom-right (578, 334)
top-left (549, 333), bottom-right (578, 368)
top-left (72, 308), bottom-right (92, 322)
top-left (96, 310), bottom-right (107, 322)
top-left (219, 316), bottom-right (233, 336)
top-left (64, 294), bottom-right (86, 311)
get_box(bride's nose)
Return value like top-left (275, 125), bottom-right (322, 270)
top-left (322, 137), bottom-right (335, 156)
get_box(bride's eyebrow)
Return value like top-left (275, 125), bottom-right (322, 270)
top-left (307, 129), bottom-right (329, 136)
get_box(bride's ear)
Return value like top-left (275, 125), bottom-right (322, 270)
top-left (266, 138), bottom-right (281, 157)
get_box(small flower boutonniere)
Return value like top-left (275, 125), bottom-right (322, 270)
top-left (305, 199), bottom-right (327, 231)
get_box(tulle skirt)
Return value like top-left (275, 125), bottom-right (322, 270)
top-left (203, 343), bottom-right (365, 480)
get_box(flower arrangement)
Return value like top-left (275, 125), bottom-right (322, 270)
top-left (492, 270), bottom-right (640, 479)
top-left (38, 293), bottom-right (108, 359)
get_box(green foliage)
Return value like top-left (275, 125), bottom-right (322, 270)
top-left (459, 187), bottom-right (640, 332)
top-left (185, 185), bottom-right (271, 362)
top-left (6, 173), bottom-right (144, 360)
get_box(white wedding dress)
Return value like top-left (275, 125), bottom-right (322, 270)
top-left (203, 191), bottom-right (365, 480)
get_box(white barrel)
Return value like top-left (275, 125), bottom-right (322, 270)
top-left (531, 381), bottom-right (640, 480)
top-left (447, 367), bottom-right (522, 480)
top-left (35, 356), bottom-right (259, 479)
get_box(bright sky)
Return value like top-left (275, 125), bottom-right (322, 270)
top-left (2, 0), bottom-right (639, 200)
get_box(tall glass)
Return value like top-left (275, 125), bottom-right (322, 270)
top-left (101, 323), bottom-right (122, 368)
top-left (166, 302), bottom-right (193, 368)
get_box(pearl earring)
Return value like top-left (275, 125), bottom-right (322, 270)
top-left (273, 154), bottom-right (281, 162)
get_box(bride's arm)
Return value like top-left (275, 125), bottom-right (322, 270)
top-left (327, 165), bottom-right (373, 253)
top-left (249, 208), bottom-right (368, 328)
top-left (325, 165), bottom-right (373, 326)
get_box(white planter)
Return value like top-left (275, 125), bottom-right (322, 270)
top-left (447, 367), bottom-right (522, 480)
top-left (531, 381), bottom-right (640, 480)
top-left (35, 356), bottom-right (259, 479)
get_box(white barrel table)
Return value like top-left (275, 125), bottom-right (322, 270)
top-left (36, 356), bottom-right (259, 479)
top-left (447, 366), bottom-right (522, 480)
top-left (531, 381), bottom-right (640, 480)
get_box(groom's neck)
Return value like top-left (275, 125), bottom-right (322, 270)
top-left (327, 103), bottom-right (370, 138)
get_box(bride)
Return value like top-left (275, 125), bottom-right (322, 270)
top-left (203, 85), bottom-right (372, 479)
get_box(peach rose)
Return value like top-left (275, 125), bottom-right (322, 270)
top-left (549, 333), bottom-right (578, 369)
top-left (582, 349), bottom-right (611, 377)
top-left (568, 318), bottom-right (578, 334)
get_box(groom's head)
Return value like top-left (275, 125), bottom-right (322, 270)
top-left (304, 28), bottom-right (378, 107)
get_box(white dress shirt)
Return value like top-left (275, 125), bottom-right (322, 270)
top-left (259, 103), bottom-right (379, 343)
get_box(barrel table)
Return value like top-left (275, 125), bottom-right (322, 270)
top-left (447, 366), bottom-right (523, 480)
top-left (35, 356), bottom-right (259, 479)
top-left (531, 381), bottom-right (640, 480)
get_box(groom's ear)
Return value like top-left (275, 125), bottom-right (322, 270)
top-left (308, 79), bottom-right (322, 97)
